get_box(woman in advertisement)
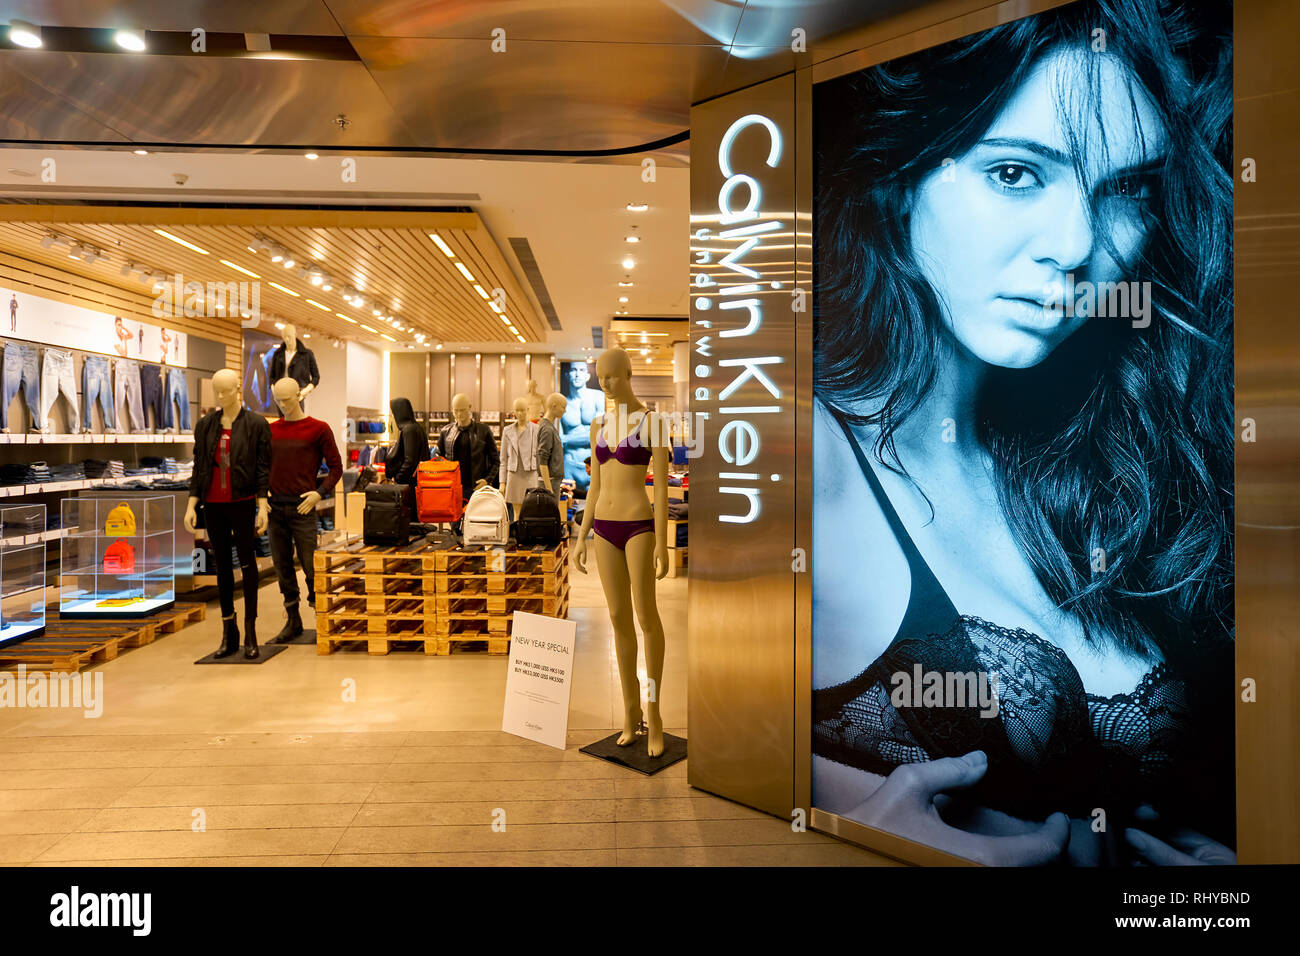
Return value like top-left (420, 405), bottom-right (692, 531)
top-left (812, 0), bottom-right (1234, 866)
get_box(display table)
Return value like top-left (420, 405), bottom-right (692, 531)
top-left (59, 495), bottom-right (176, 618)
top-left (313, 536), bottom-right (570, 656)
top-left (0, 504), bottom-right (47, 646)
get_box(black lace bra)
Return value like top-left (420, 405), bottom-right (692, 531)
top-left (813, 411), bottom-right (1218, 828)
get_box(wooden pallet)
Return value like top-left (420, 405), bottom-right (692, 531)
top-left (0, 602), bottom-right (207, 673)
top-left (315, 615), bottom-right (437, 656)
top-left (432, 540), bottom-right (568, 576)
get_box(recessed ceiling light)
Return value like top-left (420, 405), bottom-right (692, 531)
top-left (618, 296), bottom-right (628, 303)
top-left (335, 313), bottom-right (357, 324)
top-left (618, 280), bottom-right (633, 287)
top-left (8, 20), bottom-right (42, 48)
top-left (133, 149), bottom-right (148, 156)
top-left (305, 153), bottom-right (319, 160)
top-left (219, 259), bottom-right (259, 278)
top-left (645, 357), bottom-right (652, 363)
top-left (626, 203), bottom-right (648, 212)
top-left (268, 282), bottom-right (300, 297)
top-left (380, 333), bottom-right (395, 342)
top-left (454, 262), bottom-right (475, 282)
top-left (473, 285), bottom-right (490, 300)
top-left (305, 299), bottom-right (330, 312)
top-left (273, 321), bottom-right (285, 330)
top-left (154, 229), bottom-right (208, 254)
top-left (625, 236), bottom-right (640, 243)
top-left (435, 344), bottom-right (443, 350)
top-left (489, 302), bottom-right (504, 314)
top-left (428, 233), bottom-right (454, 258)
top-left (622, 257), bottom-right (635, 269)
top-left (360, 323), bottom-right (378, 334)
top-left (114, 29), bottom-right (146, 52)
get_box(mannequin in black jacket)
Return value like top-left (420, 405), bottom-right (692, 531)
top-left (436, 392), bottom-right (500, 502)
top-left (385, 397), bottom-right (429, 519)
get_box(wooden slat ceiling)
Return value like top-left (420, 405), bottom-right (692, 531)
top-left (609, 317), bottom-right (687, 377)
top-left (0, 206), bottom-right (544, 349)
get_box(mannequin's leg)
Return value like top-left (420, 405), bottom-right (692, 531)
top-left (232, 499), bottom-right (260, 657)
top-left (593, 534), bottom-right (642, 744)
top-left (625, 533), bottom-right (666, 757)
top-left (206, 503), bottom-right (240, 657)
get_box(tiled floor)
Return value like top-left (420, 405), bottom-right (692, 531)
top-left (0, 549), bottom-right (895, 867)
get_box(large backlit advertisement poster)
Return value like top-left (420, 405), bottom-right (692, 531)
top-left (242, 328), bottom-right (280, 416)
top-left (0, 284), bottom-right (187, 366)
top-left (811, 0), bottom-right (1235, 865)
top-left (557, 360), bottom-right (604, 492)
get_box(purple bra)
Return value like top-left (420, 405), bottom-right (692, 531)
top-left (595, 417), bottom-right (652, 466)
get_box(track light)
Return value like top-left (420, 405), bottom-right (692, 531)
top-left (8, 20), bottom-right (42, 49)
top-left (40, 233), bottom-right (58, 250)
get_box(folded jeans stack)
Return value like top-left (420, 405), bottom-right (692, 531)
top-left (0, 463), bottom-right (35, 486)
top-left (28, 462), bottom-right (52, 483)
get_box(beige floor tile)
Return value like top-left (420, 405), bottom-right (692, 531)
top-left (324, 849), bottom-right (617, 866)
top-left (0, 808), bottom-right (97, 835)
top-left (80, 803), bottom-right (362, 832)
top-left (332, 822), bottom-right (615, 854)
top-left (1, 750), bottom-right (184, 770)
top-left (0, 767), bottom-right (156, 790)
top-left (0, 787), bottom-right (131, 811)
top-left (614, 796), bottom-right (769, 822)
top-left (616, 843), bottom-right (901, 866)
top-left (196, 732), bottom-right (410, 749)
top-left (135, 763), bottom-right (387, 787)
top-left (616, 819), bottom-right (840, 849)
top-left (166, 746), bottom-right (399, 767)
top-left (367, 779), bottom-right (615, 803)
top-left (354, 800), bottom-right (617, 827)
top-left (378, 761), bottom-right (622, 783)
top-left (389, 745), bottom-right (588, 764)
top-left (28, 855), bottom-right (329, 867)
top-left (34, 826), bottom-right (346, 862)
top-left (0, 734), bottom-right (205, 752)
top-left (109, 783), bottom-right (375, 808)
top-left (0, 832), bottom-right (66, 863)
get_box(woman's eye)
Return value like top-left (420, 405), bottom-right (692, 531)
top-left (989, 163), bottom-right (1041, 190)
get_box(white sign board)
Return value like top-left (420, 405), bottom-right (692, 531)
top-left (1, 285), bottom-right (188, 366)
top-left (501, 611), bottom-right (577, 750)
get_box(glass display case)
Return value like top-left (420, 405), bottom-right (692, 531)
top-left (0, 504), bottom-right (46, 647)
top-left (60, 495), bottom-right (176, 618)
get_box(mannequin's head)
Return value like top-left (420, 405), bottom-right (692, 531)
top-left (595, 348), bottom-right (635, 401)
top-left (512, 397), bottom-right (529, 426)
top-left (526, 378), bottom-right (540, 396)
top-left (272, 377), bottom-right (301, 417)
top-left (281, 323), bottom-right (297, 350)
top-left (451, 393), bottom-right (473, 428)
top-left (544, 392), bottom-right (567, 420)
top-left (212, 369), bottom-right (241, 412)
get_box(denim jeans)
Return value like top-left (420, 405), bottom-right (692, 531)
top-left (163, 366), bottom-right (191, 431)
top-left (113, 360), bottom-right (144, 432)
top-left (268, 494), bottom-right (318, 604)
top-left (82, 355), bottom-right (115, 432)
top-left (205, 499), bottom-right (259, 620)
top-left (39, 348), bottom-right (79, 433)
top-left (1, 343), bottom-right (41, 431)
top-left (139, 364), bottom-right (164, 430)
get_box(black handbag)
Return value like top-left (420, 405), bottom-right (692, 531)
top-left (515, 486), bottom-right (564, 547)
top-left (363, 483), bottom-right (410, 546)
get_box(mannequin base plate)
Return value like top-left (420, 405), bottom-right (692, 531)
top-left (270, 627), bottom-right (316, 645)
top-left (194, 644), bottom-right (288, 665)
top-left (579, 731), bottom-right (687, 775)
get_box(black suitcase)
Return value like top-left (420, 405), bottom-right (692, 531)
top-left (363, 483), bottom-right (410, 546)
top-left (515, 486), bottom-right (564, 546)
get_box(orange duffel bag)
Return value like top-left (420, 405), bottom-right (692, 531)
top-left (416, 457), bottom-right (463, 524)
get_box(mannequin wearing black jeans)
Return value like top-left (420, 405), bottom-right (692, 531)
top-left (206, 497), bottom-right (259, 630)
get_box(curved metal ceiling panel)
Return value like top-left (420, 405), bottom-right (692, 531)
top-left (0, 0), bottom-right (344, 34)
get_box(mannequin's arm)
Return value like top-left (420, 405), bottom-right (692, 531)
top-left (651, 418), bottom-right (670, 580)
top-left (485, 427), bottom-right (500, 486)
top-left (183, 495), bottom-right (199, 533)
top-left (299, 383), bottom-right (315, 401)
top-left (255, 417), bottom-right (271, 534)
top-left (307, 349), bottom-right (321, 388)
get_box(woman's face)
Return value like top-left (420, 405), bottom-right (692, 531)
top-left (908, 47), bottom-right (1165, 369)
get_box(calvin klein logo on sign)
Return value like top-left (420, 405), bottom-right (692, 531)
top-left (693, 113), bottom-right (787, 525)
top-left (49, 886), bottom-right (151, 936)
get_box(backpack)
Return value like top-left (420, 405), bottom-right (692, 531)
top-left (105, 502), bottom-right (137, 535)
top-left (515, 486), bottom-right (563, 547)
top-left (103, 539), bottom-right (135, 573)
top-left (416, 457), bottom-right (463, 524)
top-left (363, 483), bottom-right (410, 546)
top-left (462, 484), bottom-right (510, 546)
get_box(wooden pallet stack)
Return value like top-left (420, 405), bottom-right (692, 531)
top-left (432, 539), bottom-right (570, 656)
top-left (0, 603), bottom-right (207, 674)
top-left (313, 538), bottom-right (444, 655)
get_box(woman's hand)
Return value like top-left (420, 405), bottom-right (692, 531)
top-left (574, 538), bottom-right (588, 574)
top-left (1124, 805), bottom-right (1236, 865)
top-left (847, 752), bottom-right (1069, 866)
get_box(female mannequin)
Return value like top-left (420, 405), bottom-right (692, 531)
top-left (499, 397), bottom-right (540, 516)
top-left (524, 379), bottom-right (545, 422)
top-left (185, 368), bottom-right (271, 659)
top-left (574, 348), bottom-right (670, 757)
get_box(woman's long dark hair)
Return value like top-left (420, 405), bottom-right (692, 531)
top-left (814, 0), bottom-right (1233, 660)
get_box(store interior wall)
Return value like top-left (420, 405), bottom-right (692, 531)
top-left (309, 341), bottom-right (348, 455)
top-left (345, 341), bottom-right (383, 412)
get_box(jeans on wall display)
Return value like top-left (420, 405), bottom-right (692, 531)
top-left (39, 347), bottom-right (79, 433)
top-left (82, 354), bottom-right (115, 433)
top-left (138, 363), bottom-right (164, 431)
top-left (164, 366), bottom-right (191, 431)
top-left (810, 0), bottom-right (1235, 866)
top-left (1, 342), bottom-right (41, 431)
top-left (113, 359), bottom-right (144, 432)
